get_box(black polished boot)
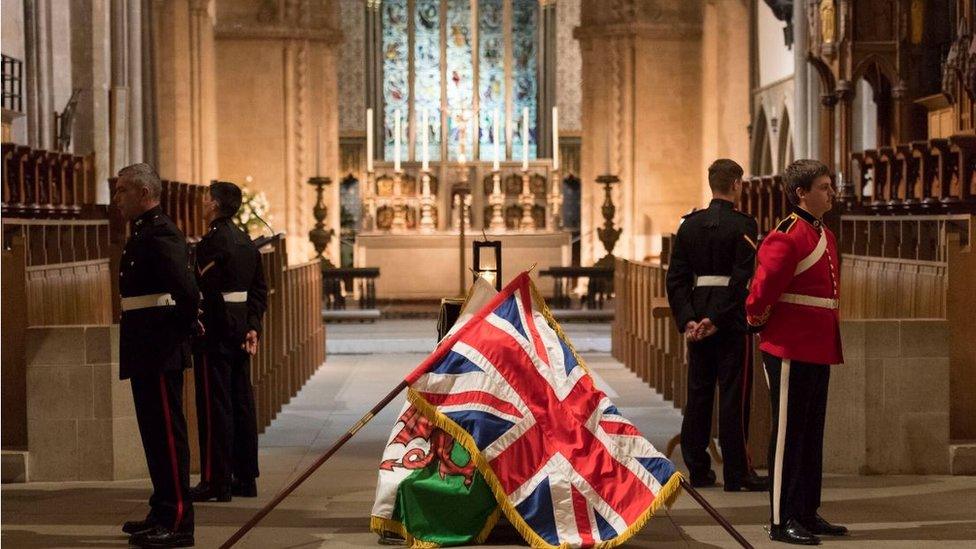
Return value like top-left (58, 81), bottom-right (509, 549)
top-left (689, 470), bottom-right (717, 488)
top-left (724, 473), bottom-right (769, 492)
top-left (800, 515), bottom-right (848, 536)
top-left (188, 481), bottom-right (231, 502)
top-left (769, 518), bottom-right (821, 545)
top-left (122, 516), bottom-right (157, 536)
top-left (129, 526), bottom-right (194, 548)
top-left (232, 478), bottom-right (257, 498)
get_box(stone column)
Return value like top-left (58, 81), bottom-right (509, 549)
top-left (127, 0), bottom-right (144, 163)
top-left (792, 0), bottom-right (809, 158)
top-left (213, 0), bottom-right (342, 263)
top-left (819, 93), bottom-right (837, 171)
top-left (110, 0), bottom-right (130, 173)
top-left (836, 79), bottom-right (853, 178)
top-left (152, 0), bottom-right (217, 184)
top-left (576, 0), bottom-right (703, 263)
top-left (71, 0), bottom-right (113, 203)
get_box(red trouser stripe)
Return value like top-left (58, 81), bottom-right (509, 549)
top-left (202, 356), bottom-right (212, 482)
top-left (159, 375), bottom-right (185, 531)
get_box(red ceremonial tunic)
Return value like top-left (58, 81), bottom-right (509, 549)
top-left (746, 208), bottom-right (843, 365)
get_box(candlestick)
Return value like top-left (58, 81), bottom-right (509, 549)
top-left (604, 124), bottom-right (611, 175)
top-left (366, 108), bottom-right (374, 172)
top-left (394, 108), bottom-right (401, 172)
top-left (552, 106), bottom-right (559, 171)
top-left (522, 107), bottom-right (529, 171)
top-left (421, 108), bottom-right (429, 171)
top-left (493, 109), bottom-right (501, 171)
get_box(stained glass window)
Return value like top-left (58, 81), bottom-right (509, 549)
top-left (382, 0), bottom-right (409, 162)
top-left (378, 0), bottom-right (539, 164)
top-left (414, 0), bottom-right (441, 161)
top-left (511, 0), bottom-right (538, 161)
top-left (478, 0), bottom-right (505, 162)
top-left (446, 0), bottom-right (474, 161)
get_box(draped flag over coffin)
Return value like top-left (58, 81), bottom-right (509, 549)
top-left (372, 272), bottom-right (682, 548)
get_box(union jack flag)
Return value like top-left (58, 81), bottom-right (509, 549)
top-left (404, 272), bottom-right (682, 548)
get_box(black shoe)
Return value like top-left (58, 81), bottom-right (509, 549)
top-left (129, 526), bottom-right (194, 548)
top-left (188, 481), bottom-right (231, 502)
top-left (800, 515), bottom-right (848, 536)
top-left (769, 519), bottom-right (821, 545)
top-left (724, 474), bottom-right (769, 492)
top-left (689, 470), bottom-right (717, 488)
top-left (232, 478), bottom-right (257, 498)
top-left (122, 518), bottom-right (156, 535)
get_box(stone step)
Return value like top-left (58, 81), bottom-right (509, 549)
top-left (950, 441), bottom-right (976, 475)
top-left (2, 450), bottom-right (29, 483)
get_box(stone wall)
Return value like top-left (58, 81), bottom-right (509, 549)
top-left (25, 325), bottom-right (147, 481)
top-left (825, 319), bottom-right (951, 474)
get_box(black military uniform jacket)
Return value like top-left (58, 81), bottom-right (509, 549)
top-left (119, 206), bottom-right (199, 379)
top-left (666, 198), bottom-right (759, 334)
top-left (195, 216), bottom-right (268, 354)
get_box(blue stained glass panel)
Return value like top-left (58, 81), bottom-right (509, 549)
top-left (478, 0), bottom-right (505, 162)
top-left (446, 0), bottom-right (474, 161)
top-left (511, 0), bottom-right (538, 160)
top-left (414, 0), bottom-right (441, 161)
top-left (382, 0), bottom-right (409, 162)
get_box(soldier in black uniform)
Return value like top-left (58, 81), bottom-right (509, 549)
top-left (114, 163), bottom-right (197, 548)
top-left (189, 181), bottom-right (268, 503)
top-left (666, 159), bottom-right (767, 492)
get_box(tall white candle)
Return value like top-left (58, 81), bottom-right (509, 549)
top-left (366, 108), bottom-right (374, 172)
top-left (552, 106), bottom-right (559, 171)
top-left (421, 108), bottom-right (429, 171)
top-left (605, 124), bottom-right (611, 175)
top-left (492, 109), bottom-right (501, 171)
top-left (316, 125), bottom-right (322, 176)
top-left (394, 108), bottom-right (401, 172)
top-left (521, 107), bottom-right (529, 171)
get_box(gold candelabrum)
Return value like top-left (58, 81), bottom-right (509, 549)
top-left (419, 170), bottom-right (436, 233)
top-left (595, 173), bottom-right (622, 268)
top-left (518, 170), bottom-right (535, 231)
top-left (391, 171), bottom-right (407, 232)
top-left (307, 176), bottom-right (336, 268)
top-left (488, 170), bottom-right (505, 232)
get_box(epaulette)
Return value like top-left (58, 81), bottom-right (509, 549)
top-left (681, 208), bottom-right (706, 219)
top-left (775, 213), bottom-right (798, 233)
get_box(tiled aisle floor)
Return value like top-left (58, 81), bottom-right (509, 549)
top-left (3, 321), bottom-right (975, 548)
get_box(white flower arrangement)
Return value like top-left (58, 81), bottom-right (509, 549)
top-left (234, 185), bottom-right (273, 236)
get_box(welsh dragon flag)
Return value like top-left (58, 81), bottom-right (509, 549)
top-left (370, 273), bottom-right (682, 548)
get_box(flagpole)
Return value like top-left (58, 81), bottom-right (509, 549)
top-left (219, 380), bottom-right (409, 549)
top-left (679, 478), bottom-right (755, 549)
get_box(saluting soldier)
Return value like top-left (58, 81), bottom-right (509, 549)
top-left (746, 159), bottom-right (848, 545)
top-left (114, 163), bottom-right (197, 548)
top-left (189, 181), bottom-right (268, 503)
top-left (666, 159), bottom-right (767, 492)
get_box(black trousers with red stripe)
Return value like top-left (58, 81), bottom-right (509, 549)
top-left (131, 369), bottom-right (194, 533)
top-left (194, 347), bottom-right (260, 485)
top-left (681, 331), bottom-right (754, 484)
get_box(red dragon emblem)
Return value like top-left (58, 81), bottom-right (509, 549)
top-left (379, 405), bottom-right (477, 486)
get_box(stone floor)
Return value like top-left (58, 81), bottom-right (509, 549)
top-left (3, 320), bottom-right (975, 548)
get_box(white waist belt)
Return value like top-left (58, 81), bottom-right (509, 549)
top-left (121, 293), bottom-right (175, 312)
top-left (779, 293), bottom-right (838, 310)
top-left (222, 291), bottom-right (248, 303)
top-left (694, 275), bottom-right (731, 287)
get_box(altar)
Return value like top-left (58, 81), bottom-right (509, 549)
top-left (355, 231), bottom-right (571, 299)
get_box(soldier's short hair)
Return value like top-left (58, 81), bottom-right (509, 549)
top-left (118, 163), bottom-right (162, 200)
top-left (209, 180), bottom-right (243, 218)
top-left (708, 159), bottom-right (744, 194)
top-left (783, 159), bottom-right (831, 206)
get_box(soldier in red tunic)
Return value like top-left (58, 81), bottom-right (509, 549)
top-left (746, 159), bottom-right (848, 545)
